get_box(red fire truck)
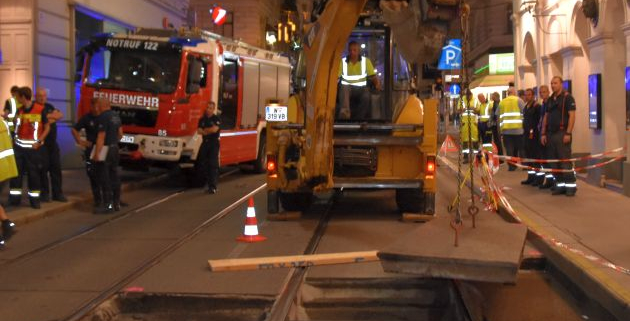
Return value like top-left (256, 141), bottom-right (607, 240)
top-left (77, 29), bottom-right (290, 182)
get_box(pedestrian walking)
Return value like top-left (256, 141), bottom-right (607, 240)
top-left (36, 88), bottom-right (67, 202)
top-left (196, 101), bottom-right (221, 194)
top-left (71, 97), bottom-right (102, 209)
top-left (92, 98), bottom-right (122, 213)
top-left (541, 76), bottom-right (577, 196)
top-left (537, 85), bottom-right (554, 188)
top-left (0, 109), bottom-right (18, 249)
top-left (8, 87), bottom-right (49, 209)
top-left (3, 86), bottom-right (20, 134)
top-left (521, 88), bottom-right (542, 185)
top-left (498, 87), bottom-right (524, 171)
top-left (337, 41), bottom-right (381, 120)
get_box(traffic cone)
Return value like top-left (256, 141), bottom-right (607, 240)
top-left (237, 198), bottom-right (267, 243)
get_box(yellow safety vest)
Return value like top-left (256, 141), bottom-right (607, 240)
top-left (499, 96), bottom-right (523, 131)
top-left (339, 57), bottom-right (375, 87)
top-left (478, 101), bottom-right (492, 122)
top-left (458, 97), bottom-right (476, 112)
top-left (460, 109), bottom-right (478, 143)
top-left (0, 120), bottom-right (18, 182)
top-left (5, 97), bottom-right (20, 133)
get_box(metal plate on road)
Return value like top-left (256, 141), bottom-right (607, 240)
top-left (265, 105), bottom-right (288, 122)
top-left (120, 135), bottom-right (135, 143)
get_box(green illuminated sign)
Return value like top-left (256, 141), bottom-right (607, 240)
top-left (489, 53), bottom-right (514, 75)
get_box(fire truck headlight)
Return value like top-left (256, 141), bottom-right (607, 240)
top-left (159, 139), bottom-right (179, 147)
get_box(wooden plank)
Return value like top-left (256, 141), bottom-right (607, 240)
top-left (208, 251), bottom-right (379, 272)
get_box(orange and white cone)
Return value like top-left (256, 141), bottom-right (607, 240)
top-left (236, 197), bottom-right (267, 243)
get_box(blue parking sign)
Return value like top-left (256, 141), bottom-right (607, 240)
top-left (438, 39), bottom-right (462, 70)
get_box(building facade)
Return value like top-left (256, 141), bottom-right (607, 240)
top-left (513, 0), bottom-right (630, 195)
top-left (0, 0), bottom-right (190, 167)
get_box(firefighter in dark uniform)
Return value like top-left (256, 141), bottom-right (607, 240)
top-left (521, 88), bottom-right (542, 185)
top-left (8, 87), bottom-right (50, 209)
top-left (197, 101), bottom-right (221, 194)
top-left (71, 97), bottom-right (101, 208)
top-left (36, 88), bottom-right (67, 202)
top-left (93, 98), bottom-right (123, 213)
top-left (541, 76), bottom-right (577, 196)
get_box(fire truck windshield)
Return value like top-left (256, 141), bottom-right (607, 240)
top-left (85, 47), bottom-right (181, 94)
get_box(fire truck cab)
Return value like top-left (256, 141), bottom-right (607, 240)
top-left (77, 29), bottom-right (291, 182)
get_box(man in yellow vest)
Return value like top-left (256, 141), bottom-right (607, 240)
top-left (498, 87), bottom-right (524, 171)
top-left (3, 86), bottom-right (21, 134)
top-left (9, 87), bottom-right (50, 209)
top-left (338, 41), bottom-right (381, 120)
top-left (0, 108), bottom-right (18, 249)
top-left (459, 90), bottom-right (478, 163)
top-left (476, 93), bottom-right (494, 152)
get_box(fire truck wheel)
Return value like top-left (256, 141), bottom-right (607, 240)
top-left (268, 190), bottom-right (279, 214)
top-left (395, 188), bottom-right (425, 213)
top-left (279, 192), bottom-right (313, 212)
top-left (252, 136), bottom-right (267, 174)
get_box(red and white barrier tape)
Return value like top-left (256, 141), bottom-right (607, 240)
top-left (506, 156), bottom-right (625, 173)
top-left (480, 156), bottom-right (630, 276)
top-left (495, 146), bottom-right (625, 164)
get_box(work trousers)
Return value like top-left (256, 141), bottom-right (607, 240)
top-left (478, 122), bottom-right (493, 150)
top-left (95, 146), bottom-right (121, 206)
top-left (523, 134), bottom-right (542, 169)
top-left (547, 132), bottom-right (576, 186)
top-left (84, 148), bottom-right (102, 205)
top-left (198, 140), bottom-right (220, 190)
top-left (9, 145), bottom-right (43, 204)
top-left (503, 134), bottom-right (524, 170)
top-left (338, 84), bottom-right (369, 120)
top-left (491, 126), bottom-right (504, 156)
top-left (41, 142), bottom-right (63, 199)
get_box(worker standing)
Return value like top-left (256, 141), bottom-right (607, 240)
top-left (537, 85), bottom-right (554, 188)
top-left (36, 88), bottom-right (67, 202)
top-left (71, 97), bottom-right (102, 209)
top-left (196, 101), bottom-right (221, 194)
top-left (92, 98), bottom-right (122, 213)
top-left (541, 76), bottom-right (577, 196)
top-left (8, 87), bottom-right (50, 209)
top-left (338, 41), bottom-right (381, 120)
top-left (476, 93), bottom-right (493, 153)
top-left (459, 91), bottom-right (478, 163)
top-left (498, 87), bottom-right (524, 171)
top-left (521, 88), bottom-right (542, 185)
top-left (0, 109), bottom-right (18, 249)
top-left (3, 86), bottom-right (21, 135)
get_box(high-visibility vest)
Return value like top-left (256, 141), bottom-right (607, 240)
top-left (458, 97), bottom-right (476, 112)
top-left (14, 102), bottom-right (45, 148)
top-left (478, 101), bottom-right (492, 122)
top-left (499, 96), bottom-right (523, 131)
top-left (340, 57), bottom-right (368, 87)
top-left (5, 97), bottom-right (19, 133)
top-left (0, 120), bottom-right (18, 182)
top-left (460, 109), bottom-right (479, 143)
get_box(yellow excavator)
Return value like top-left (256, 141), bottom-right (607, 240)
top-left (265, 0), bottom-right (459, 216)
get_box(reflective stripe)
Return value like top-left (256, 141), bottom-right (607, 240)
top-left (341, 57), bottom-right (368, 86)
top-left (243, 224), bottom-right (259, 236)
top-left (0, 149), bottom-right (14, 159)
top-left (536, 172), bottom-right (545, 176)
top-left (556, 183), bottom-right (566, 187)
top-left (499, 112), bottom-right (522, 118)
top-left (546, 174), bottom-right (554, 178)
top-left (28, 191), bottom-right (40, 197)
top-left (10, 190), bottom-right (22, 195)
top-left (7, 98), bottom-right (17, 118)
top-left (528, 171), bottom-right (536, 174)
top-left (565, 183), bottom-right (577, 188)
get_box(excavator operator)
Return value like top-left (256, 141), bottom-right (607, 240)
top-left (337, 41), bottom-right (381, 120)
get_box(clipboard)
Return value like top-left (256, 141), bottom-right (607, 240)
top-left (89, 146), bottom-right (109, 161)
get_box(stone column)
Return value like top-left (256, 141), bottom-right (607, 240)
top-left (559, 46), bottom-right (590, 154)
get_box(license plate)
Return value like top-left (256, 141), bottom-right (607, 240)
top-left (120, 135), bottom-right (134, 143)
top-left (265, 105), bottom-right (288, 122)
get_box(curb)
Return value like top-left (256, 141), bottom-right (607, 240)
top-left (7, 171), bottom-right (172, 226)
top-left (439, 155), bottom-right (630, 321)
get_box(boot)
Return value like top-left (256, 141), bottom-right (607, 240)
top-left (0, 235), bottom-right (5, 249)
top-left (521, 173), bottom-right (535, 185)
top-left (531, 174), bottom-right (544, 187)
top-left (539, 176), bottom-right (554, 189)
top-left (1, 220), bottom-right (16, 241)
top-left (94, 203), bottom-right (114, 214)
top-left (551, 183), bottom-right (566, 195)
top-left (565, 183), bottom-right (577, 197)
